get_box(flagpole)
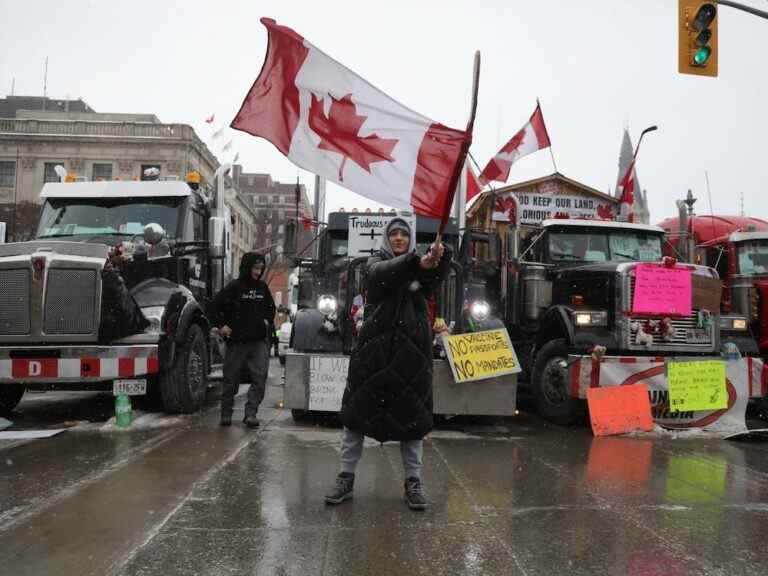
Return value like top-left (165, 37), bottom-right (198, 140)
top-left (437, 50), bottom-right (481, 242)
top-left (537, 98), bottom-right (558, 174)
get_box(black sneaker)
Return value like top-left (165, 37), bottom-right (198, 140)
top-left (243, 415), bottom-right (260, 428)
top-left (219, 414), bottom-right (232, 427)
top-left (325, 472), bottom-right (355, 505)
top-left (404, 477), bottom-right (428, 510)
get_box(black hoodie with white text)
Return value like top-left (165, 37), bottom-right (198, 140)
top-left (211, 252), bottom-right (276, 342)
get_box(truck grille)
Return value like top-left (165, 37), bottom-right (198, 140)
top-left (44, 269), bottom-right (97, 334)
top-left (0, 269), bottom-right (31, 335)
top-left (627, 275), bottom-right (715, 351)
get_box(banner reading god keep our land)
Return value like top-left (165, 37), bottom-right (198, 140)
top-left (442, 328), bottom-right (521, 383)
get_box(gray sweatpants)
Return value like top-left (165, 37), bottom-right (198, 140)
top-left (221, 340), bottom-right (270, 418)
top-left (339, 427), bottom-right (423, 480)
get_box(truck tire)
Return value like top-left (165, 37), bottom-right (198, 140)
top-left (160, 324), bottom-right (208, 414)
top-left (0, 384), bottom-right (25, 415)
top-left (532, 338), bottom-right (581, 425)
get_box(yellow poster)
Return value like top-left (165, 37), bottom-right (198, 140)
top-left (668, 360), bottom-right (727, 411)
top-left (442, 328), bottom-right (521, 383)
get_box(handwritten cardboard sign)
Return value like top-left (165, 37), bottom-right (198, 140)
top-left (587, 384), bottom-right (654, 437)
top-left (308, 356), bottom-right (350, 412)
top-left (632, 265), bottom-right (692, 316)
top-left (692, 275), bottom-right (722, 311)
top-left (668, 360), bottom-right (727, 411)
top-left (442, 328), bottom-right (521, 383)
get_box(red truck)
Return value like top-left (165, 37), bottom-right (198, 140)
top-left (657, 213), bottom-right (768, 357)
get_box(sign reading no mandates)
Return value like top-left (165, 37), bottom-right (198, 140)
top-left (442, 328), bottom-right (521, 383)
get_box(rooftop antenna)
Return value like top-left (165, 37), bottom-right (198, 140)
top-left (11, 77), bottom-right (15, 96)
top-left (740, 190), bottom-right (745, 217)
top-left (704, 170), bottom-right (716, 237)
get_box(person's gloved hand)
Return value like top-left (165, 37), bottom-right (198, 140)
top-left (219, 325), bottom-right (232, 338)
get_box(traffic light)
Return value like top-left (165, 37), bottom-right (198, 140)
top-left (678, 1), bottom-right (718, 77)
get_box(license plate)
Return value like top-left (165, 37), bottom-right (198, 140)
top-left (113, 379), bottom-right (147, 396)
top-left (685, 329), bottom-right (709, 344)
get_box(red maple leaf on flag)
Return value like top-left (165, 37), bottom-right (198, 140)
top-left (597, 203), bottom-right (615, 220)
top-left (308, 93), bottom-right (398, 182)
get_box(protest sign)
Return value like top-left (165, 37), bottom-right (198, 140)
top-left (632, 264), bottom-right (692, 316)
top-left (668, 360), bottom-right (727, 411)
top-left (307, 355), bottom-right (349, 411)
top-left (587, 384), bottom-right (654, 437)
top-left (442, 328), bottom-right (521, 383)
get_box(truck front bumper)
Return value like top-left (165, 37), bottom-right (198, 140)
top-left (0, 345), bottom-right (159, 384)
top-left (568, 354), bottom-right (765, 400)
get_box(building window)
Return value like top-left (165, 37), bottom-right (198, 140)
top-left (259, 195), bottom-right (266, 204)
top-left (140, 164), bottom-right (161, 180)
top-left (273, 195), bottom-right (280, 204)
top-left (44, 162), bottom-right (61, 183)
top-left (0, 161), bottom-right (16, 187)
top-left (92, 163), bottom-right (113, 181)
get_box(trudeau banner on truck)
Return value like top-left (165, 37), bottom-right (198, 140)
top-left (232, 18), bottom-right (468, 220)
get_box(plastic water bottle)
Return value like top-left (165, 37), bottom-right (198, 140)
top-left (115, 394), bottom-right (133, 428)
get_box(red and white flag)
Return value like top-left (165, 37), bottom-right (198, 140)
top-left (479, 103), bottom-right (551, 185)
top-left (232, 18), bottom-right (468, 219)
top-left (617, 160), bottom-right (636, 222)
top-left (465, 161), bottom-right (483, 202)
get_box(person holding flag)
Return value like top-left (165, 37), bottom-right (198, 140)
top-left (230, 17), bottom-right (478, 508)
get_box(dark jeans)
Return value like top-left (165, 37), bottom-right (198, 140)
top-left (221, 340), bottom-right (269, 418)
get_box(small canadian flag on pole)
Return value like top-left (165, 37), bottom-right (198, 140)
top-left (479, 103), bottom-right (551, 185)
top-left (617, 160), bottom-right (637, 223)
top-left (232, 18), bottom-right (471, 220)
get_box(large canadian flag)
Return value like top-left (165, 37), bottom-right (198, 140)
top-left (479, 103), bottom-right (551, 185)
top-left (232, 18), bottom-right (469, 220)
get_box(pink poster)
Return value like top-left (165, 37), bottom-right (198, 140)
top-left (632, 265), bottom-right (692, 316)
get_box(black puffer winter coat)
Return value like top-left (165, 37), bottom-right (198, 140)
top-left (340, 220), bottom-right (451, 442)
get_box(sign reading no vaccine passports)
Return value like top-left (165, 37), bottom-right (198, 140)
top-left (442, 328), bottom-right (521, 383)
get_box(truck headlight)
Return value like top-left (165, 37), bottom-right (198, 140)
top-left (142, 306), bottom-right (165, 333)
top-left (573, 311), bottom-right (607, 327)
top-left (317, 295), bottom-right (338, 317)
top-left (720, 316), bottom-right (748, 331)
top-left (469, 300), bottom-right (491, 322)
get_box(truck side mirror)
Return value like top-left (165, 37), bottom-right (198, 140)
top-left (208, 216), bottom-right (226, 258)
top-left (144, 223), bottom-right (166, 245)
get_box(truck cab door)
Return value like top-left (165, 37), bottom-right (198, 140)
top-left (459, 230), bottom-right (503, 312)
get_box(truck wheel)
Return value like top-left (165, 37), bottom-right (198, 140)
top-left (532, 338), bottom-right (581, 425)
top-left (291, 409), bottom-right (308, 422)
top-left (0, 384), bottom-right (25, 415)
top-left (160, 324), bottom-right (208, 414)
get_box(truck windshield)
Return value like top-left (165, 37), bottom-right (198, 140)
top-left (36, 197), bottom-right (183, 239)
top-left (548, 230), bottom-right (662, 263)
top-left (736, 241), bottom-right (768, 275)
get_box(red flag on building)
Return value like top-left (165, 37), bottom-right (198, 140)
top-left (479, 103), bottom-right (551, 185)
top-left (205, 114), bottom-right (215, 123)
top-left (231, 18), bottom-right (469, 220)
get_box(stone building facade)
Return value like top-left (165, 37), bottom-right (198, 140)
top-left (233, 165), bottom-right (314, 313)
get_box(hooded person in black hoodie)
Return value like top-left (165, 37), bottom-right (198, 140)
top-left (212, 252), bottom-right (276, 427)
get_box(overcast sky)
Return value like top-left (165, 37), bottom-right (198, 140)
top-left (2, 0), bottom-right (767, 222)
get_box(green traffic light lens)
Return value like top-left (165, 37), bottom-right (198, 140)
top-left (694, 46), bottom-right (711, 66)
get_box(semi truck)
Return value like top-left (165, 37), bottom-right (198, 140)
top-left (0, 168), bottom-right (233, 415)
top-left (284, 209), bottom-right (520, 421)
top-left (658, 211), bottom-right (767, 357)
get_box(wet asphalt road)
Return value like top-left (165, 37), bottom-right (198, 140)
top-left (3, 360), bottom-right (768, 575)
